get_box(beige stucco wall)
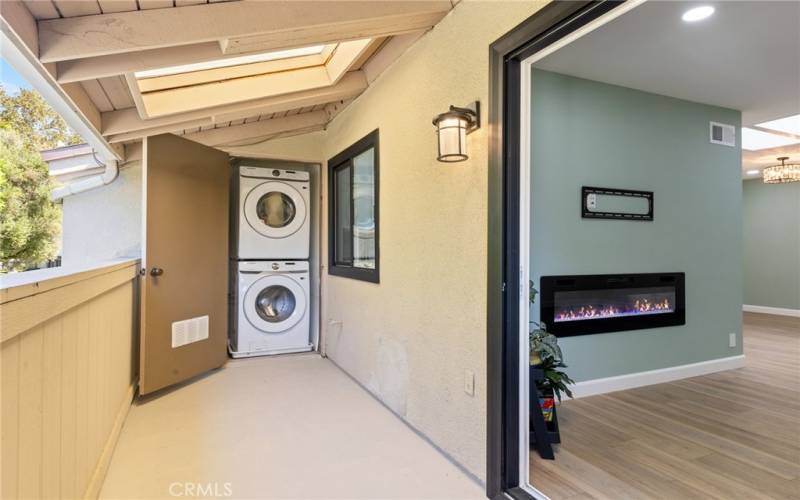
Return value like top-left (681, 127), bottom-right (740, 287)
top-left (223, 131), bottom-right (326, 164)
top-left (61, 162), bottom-right (142, 267)
top-left (241, 1), bottom-right (547, 481)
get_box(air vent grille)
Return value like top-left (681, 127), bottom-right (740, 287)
top-left (710, 122), bottom-right (736, 147)
top-left (172, 315), bottom-right (209, 348)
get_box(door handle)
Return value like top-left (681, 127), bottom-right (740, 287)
top-left (150, 267), bottom-right (164, 277)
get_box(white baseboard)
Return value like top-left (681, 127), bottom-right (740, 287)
top-left (570, 355), bottom-right (746, 399)
top-left (742, 304), bottom-right (800, 317)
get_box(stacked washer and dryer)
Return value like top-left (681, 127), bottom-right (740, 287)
top-left (229, 165), bottom-right (313, 358)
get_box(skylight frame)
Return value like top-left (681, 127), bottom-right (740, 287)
top-left (134, 44), bottom-right (329, 79)
top-left (741, 127), bottom-right (800, 151)
top-left (756, 114), bottom-right (800, 137)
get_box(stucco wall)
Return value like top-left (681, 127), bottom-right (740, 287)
top-left (238, 1), bottom-right (546, 481)
top-left (61, 162), bottom-right (142, 267)
top-left (321, 1), bottom-right (544, 481)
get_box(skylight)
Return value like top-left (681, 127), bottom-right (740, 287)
top-left (741, 127), bottom-right (800, 151)
top-left (135, 45), bottom-right (327, 79)
top-left (756, 114), bottom-right (800, 137)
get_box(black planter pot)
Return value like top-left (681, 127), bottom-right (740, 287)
top-left (529, 365), bottom-right (561, 455)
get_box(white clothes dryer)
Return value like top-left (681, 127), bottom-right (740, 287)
top-left (237, 166), bottom-right (310, 260)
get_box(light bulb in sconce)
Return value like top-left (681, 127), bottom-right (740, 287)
top-left (432, 102), bottom-right (480, 162)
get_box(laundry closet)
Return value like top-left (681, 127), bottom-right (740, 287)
top-left (228, 158), bottom-right (321, 358)
top-left (139, 135), bottom-right (321, 395)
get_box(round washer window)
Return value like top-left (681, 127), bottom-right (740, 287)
top-left (255, 285), bottom-right (296, 323)
top-left (256, 192), bottom-right (296, 228)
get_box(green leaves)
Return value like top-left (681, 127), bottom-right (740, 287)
top-left (0, 130), bottom-right (60, 272)
top-left (0, 85), bottom-right (82, 151)
top-left (529, 280), bottom-right (574, 401)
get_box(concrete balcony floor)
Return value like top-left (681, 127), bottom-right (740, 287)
top-left (100, 354), bottom-right (483, 499)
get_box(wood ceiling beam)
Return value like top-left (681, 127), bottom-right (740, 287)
top-left (38, 1), bottom-right (452, 63)
top-left (56, 42), bottom-right (227, 83)
top-left (0, 2), bottom-right (122, 161)
top-left (182, 110), bottom-right (329, 148)
top-left (102, 71), bottom-right (367, 139)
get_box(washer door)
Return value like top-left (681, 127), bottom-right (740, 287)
top-left (244, 275), bottom-right (307, 333)
top-left (243, 181), bottom-right (307, 238)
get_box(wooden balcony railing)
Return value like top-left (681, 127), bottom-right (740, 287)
top-left (1, 259), bottom-right (140, 500)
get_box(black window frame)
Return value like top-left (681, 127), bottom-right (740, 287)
top-left (327, 129), bottom-right (380, 283)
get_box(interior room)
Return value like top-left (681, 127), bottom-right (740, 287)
top-left (521, 2), bottom-right (800, 498)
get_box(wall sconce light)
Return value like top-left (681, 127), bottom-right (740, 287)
top-left (432, 101), bottom-right (480, 162)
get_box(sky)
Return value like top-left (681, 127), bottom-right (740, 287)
top-left (1, 58), bottom-right (32, 94)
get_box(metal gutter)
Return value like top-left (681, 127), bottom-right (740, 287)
top-left (51, 160), bottom-right (119, 201)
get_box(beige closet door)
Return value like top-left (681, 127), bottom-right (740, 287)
top-left (140, 134), bottom-right (230, 395)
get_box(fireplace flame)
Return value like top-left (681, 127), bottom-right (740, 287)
top-left (555, 297), bottom-right (673, 322)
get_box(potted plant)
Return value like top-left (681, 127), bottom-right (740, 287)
top-left (529, 283), bottom-right (574, 422)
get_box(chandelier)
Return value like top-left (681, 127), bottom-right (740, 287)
top-left (763, 157), bottom-right (800, 184)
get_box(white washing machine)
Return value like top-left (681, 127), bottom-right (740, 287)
top-left (230, 260), bottom-right (312, 358)
top-left (238, 166), bottom-right (310, 260)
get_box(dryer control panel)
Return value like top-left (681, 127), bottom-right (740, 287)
top-left (240, 166), bottom-right (310, 182)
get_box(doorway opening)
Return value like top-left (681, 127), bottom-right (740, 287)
top-left (488, 1), bottom-right (799, 498)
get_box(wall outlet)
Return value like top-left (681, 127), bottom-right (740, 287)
top-left (464, 370), bottom-right (475, 396)
top-left (729, 332), bottom-right (737, 348)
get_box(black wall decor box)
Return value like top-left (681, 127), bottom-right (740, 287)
top-left (540, 273), bottom-right (685, 337)
top-left (581, 186), bottom-right (654, 221)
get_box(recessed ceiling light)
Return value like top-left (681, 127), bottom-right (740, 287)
top-left (135, 45), bottom-right (328, 79)
top-left (746, 169), bottom-right (760, 175)
top-left (756, 114), bottom-right (800, 136)
top-left (741, 127), bottom-right (800, 151)
top-left (682, 6), bottom-right (715, 22)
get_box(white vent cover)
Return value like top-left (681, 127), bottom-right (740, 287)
top-left (710, 122), bottom-right (736, 147)
top-left (172, 315), bottom-right (209, 348)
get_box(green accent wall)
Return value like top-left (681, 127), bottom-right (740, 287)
top-left (530, 69), bottom-right (743, 382)
top-left (742, 179), bottom-right (800, 310)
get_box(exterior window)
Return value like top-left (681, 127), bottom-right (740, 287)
top-left (328, 130), bottom-right (379, 283)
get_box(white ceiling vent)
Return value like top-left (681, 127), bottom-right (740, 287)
top-left (710, 122), bottom-right (736, 147)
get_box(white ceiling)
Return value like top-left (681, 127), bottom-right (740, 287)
top-left (534, 1), bottom-right (800, 175)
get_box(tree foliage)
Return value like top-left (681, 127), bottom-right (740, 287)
top-left (0, 130), bottom-right (60, 271)
top-left (0, 83), bottom-right (69, 272)
top-left (0, 85), bottom-right (82, 150)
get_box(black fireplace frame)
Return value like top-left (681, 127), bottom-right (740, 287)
top-left (540, 273), bottom-right (685, 337)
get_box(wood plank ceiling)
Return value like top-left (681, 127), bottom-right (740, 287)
top-left (10, 0), bottom-right (453, 153)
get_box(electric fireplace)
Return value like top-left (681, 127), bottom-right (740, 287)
top-left (540, 273), bottom-right (685, 337)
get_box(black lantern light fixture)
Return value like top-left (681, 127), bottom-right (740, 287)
top-left (432, 101), bottom-right (480, 162)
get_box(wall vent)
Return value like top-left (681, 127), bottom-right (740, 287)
top-left (710, 122), bottom-right (736, 147)
top-left (172, 315), bottom-right (209, 348)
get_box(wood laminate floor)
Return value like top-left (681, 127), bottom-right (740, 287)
top-left (530, 312), bottom-right (800, 500)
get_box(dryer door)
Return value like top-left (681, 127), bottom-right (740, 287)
top-left (243, 181), bottom-right (307, 239)
top-left (244, 275), bottom-right (307, 333)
